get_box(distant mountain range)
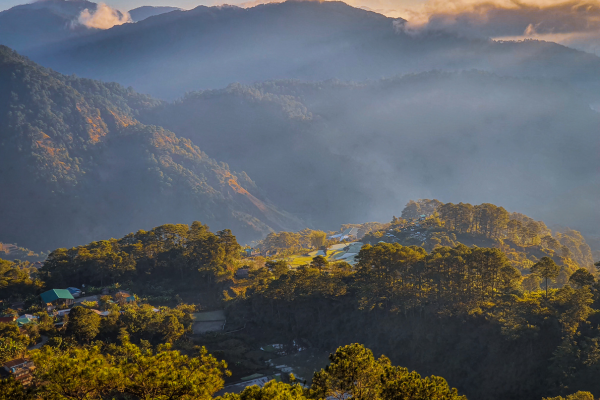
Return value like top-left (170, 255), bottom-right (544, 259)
top-left (0, 0), bottom-right (99, 52)
top-left (0, 1), bottom-right (179, 53)
top-left (0, 46), bottom-right (303, 251)
top-left (128, 6), bottom-right (181, 22)
top-left (2, 0), bottom-right (600, 252)
top-left (13, 0), bottom-right (600, 100)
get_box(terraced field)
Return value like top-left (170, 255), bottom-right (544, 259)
top-left (283, 242), bottom-right (363, 267)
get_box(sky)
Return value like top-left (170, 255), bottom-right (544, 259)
top-left (0, 0), bottom-right (422, 14)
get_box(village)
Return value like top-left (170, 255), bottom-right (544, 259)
top-left (0, 286), bottom-right (141, 385)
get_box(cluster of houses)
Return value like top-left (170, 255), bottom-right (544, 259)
top-left (0, 288), bottom-right (137, 385)
top-left (39, 288), bottom-right (135, 313)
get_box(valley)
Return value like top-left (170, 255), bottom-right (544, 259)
top-left (0, 1), bottom-right (599, 399)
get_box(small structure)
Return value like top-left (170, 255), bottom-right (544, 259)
top-left (16, 314), bottom-right (38, 327)
top-left (56, 309), bottom-right (71, 317)
top-left (114, 291), bottom-right (135, 305)
top-left (235, 267), bottom-right (250, 279)
top-left (244, 249), bottom-right (259, 257)
top-left (192, 310), bottom-right (226, 334)
top-left (40, 289), bottom-right (74, 312)
top-left (1, 358), bottom-right (35, 386)
top-left (67, 287), bottom-right (82, 298)
top-left (0, 315), bottom-right (17, 324)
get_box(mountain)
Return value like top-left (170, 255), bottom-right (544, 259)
top-left (134, 73), bottom-right (600, 239)
top-left (0, 0), bottom-right (101, 52)
top-left (0, 46), bottom-right (303, 251)
top-left (24, 0), bottom-right (600, 99)
top-left (128, 6), bottom-right (181, 22)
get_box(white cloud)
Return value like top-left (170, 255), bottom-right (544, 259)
top-left (77, 3), bottom-right (131, 30)
top-left (389, 0), bottom-right (600, 55)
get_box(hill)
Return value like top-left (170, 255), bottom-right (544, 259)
top-left (0, 46), bottom-right (303, 251)
top-left (361, 199), bottom-right (595, 276)
top-left (23, 0), bottom-right (600, 100)
top-left (135, 73), bottom-right (600, 237)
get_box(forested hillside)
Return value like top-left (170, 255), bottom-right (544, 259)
top-left (226, 242), bottom-right (600, 400)
top-left (0, 46), bottom-right (302, 251)
top-left (2, 216), bottom-right (599, 399)
top-left (363, 200), bottom-right (594, 276)
top-left (138, 74), bottom-right (600, 236)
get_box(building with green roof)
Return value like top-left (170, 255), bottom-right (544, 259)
top-left (40, 289), bottom-right (74, 311)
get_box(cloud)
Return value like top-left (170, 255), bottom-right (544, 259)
top-left (77, 3), bottom-right (131, 30)
top-left (394, 0), bottom-right (600, 55)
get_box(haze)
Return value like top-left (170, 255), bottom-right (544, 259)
top-left (1, 0), bottom-right (600, 251)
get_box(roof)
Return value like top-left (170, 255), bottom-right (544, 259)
top-left (3, 359), bottom-right (28, 369)
top-left (40, 289), bottom-right (74, 303)
top-left (241, 373), bottom-right (264, 381)
top-left (0, 316), bottom-right (16, 323)
top-left (16, 315), bottom-right (38, 327)
top-left (192, 310), bottom-right (226, 322)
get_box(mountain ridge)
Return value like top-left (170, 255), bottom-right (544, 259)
top-left (0, 46), bottom-right (303, 251)
top-left (22, 0), bottom-right (600, 100)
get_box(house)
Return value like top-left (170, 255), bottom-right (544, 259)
top-left (0, 315), bottom-right (17, 324)
top-left (244, 249), bottom-right (259, 257)
top-left (1, 358), bottom-right (35, 386)
top-left (40, 289), bottom-right (74, 312)
top-left (235, 267), bottom-right (250, 279)
top-left (56, 309), bottom-right (71, 317)
top-left (114, 291), bottom-right (135, 305)
top-left (16, 314), bottom-right (38, 327)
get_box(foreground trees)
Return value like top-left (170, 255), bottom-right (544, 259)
top-left (28, 341), bottom-right (228, 400)
top-left (2, 342), bottom-right (464, 400)
top-left (224, 344), bottom-right (464, 400)
top-left (226, 240), bottom-right (600, 400)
